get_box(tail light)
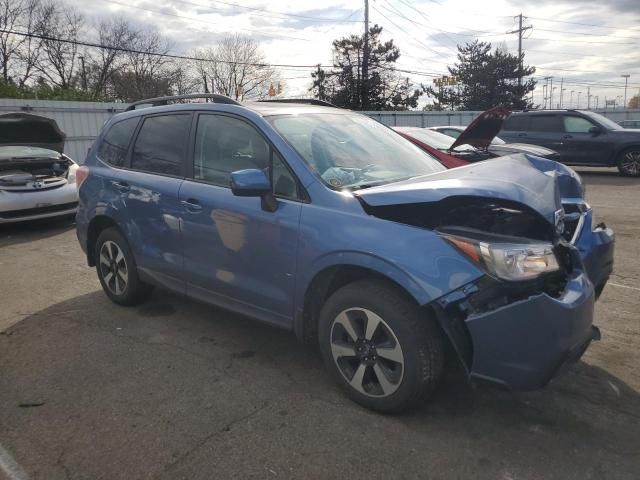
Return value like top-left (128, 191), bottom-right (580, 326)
top-left (75, 165), bottom-right (89, 190)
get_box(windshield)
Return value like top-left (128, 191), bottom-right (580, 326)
top-left (267, 114), bottom-right (445, 189)
top-left (0, 146), bottom-right (60, 160)
top-left (401, 127), bottom-right (477, 151)
top-left (581, 111), bottom-right (622, 130)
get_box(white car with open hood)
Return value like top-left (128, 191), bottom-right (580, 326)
top-left (0, 113), bottom-right (79, 223)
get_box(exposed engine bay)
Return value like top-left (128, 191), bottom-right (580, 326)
top-left (0, 155), bottom-right (74, 190)
top-left (360, 196), bottom-right (555, 242)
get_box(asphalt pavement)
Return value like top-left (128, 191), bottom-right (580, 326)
top-left (1, 167), bottom-right (639, 480)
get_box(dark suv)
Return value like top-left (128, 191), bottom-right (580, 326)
top-left (499, 109), bottom-right (640, 176)
top-left (76, 94), bottom-right (609, 413)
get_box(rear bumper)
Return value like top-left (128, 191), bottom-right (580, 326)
top-left (0, 184), bottom-right (78, 224)
top-left (462, 270), bottom-right (596, 391)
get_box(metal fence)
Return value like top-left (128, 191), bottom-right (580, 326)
top-left (1, 98), bottom-right (639, 163)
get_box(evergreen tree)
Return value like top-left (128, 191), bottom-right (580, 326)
top-left (311, 25), bottom-right (421, 110)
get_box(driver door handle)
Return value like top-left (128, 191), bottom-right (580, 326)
top-left (181, 198), bottom-right (203, 213)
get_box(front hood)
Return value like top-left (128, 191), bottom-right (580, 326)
top-left (354, 154), bottom-right (577, 225)
top-left (0, 113), bottom-right (66, 153)
top-left (488, 143), bottom-right (556, 157)
top-left (450, 106), bottom-right (511, 150)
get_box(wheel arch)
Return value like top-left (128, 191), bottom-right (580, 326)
top-left (294, 254), bottom-right (432, 343)
top-left (85, 215), bottom-right (124, 266)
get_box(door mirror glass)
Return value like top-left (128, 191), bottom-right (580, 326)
top-left (230, 169), bottom-right (271, 197)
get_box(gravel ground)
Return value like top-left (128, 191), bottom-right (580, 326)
top-left (1, 167), bottom-right (639, 480)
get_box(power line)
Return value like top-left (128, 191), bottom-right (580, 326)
top-left (526, 16), bottom-right (636, 30)
top-left (0, 29), bottom-right (331, 69)
top-left (203, 0), bottom-right (364, 23)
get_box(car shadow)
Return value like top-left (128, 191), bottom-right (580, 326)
top-left (2, 290), bottom-right (639, 477)
top-left (0, 215), bottom-right (76, 248)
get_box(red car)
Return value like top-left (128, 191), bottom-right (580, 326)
top-left (393, 127), bottom-right (470, 169)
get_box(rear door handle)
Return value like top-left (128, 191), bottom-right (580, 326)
top-left (181, 198), bottom-right (202, 212)
top-left (111, 180), bottom-right (130, 193)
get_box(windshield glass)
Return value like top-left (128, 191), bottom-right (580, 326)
top-left (0, 146), bottom-right (60, 160)
top-left (401, 128), bottom-right (477, 151)
top-left (581, 111), bottom-right (622, 130)
top-left (267, 114), bottom-right (445, 189)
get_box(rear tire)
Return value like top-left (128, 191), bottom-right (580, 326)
top-left (617, 147), bottom-right (640, 177)
top-left (95, 227), bottom-right (152, 305)
top-left (318, 279), bottom-right (445, 413)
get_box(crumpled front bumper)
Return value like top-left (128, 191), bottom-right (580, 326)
top-left (464, 270), bottom-right (596, 390)
top-left (574, 210), bottom-right (615, 297)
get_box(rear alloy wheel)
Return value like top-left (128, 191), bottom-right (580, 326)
top-left (319, 280), bottom-right (445, 413)
top-left (618, 148), bottom-right (640, 177)
top-left (95, 227), bottom-right (152, 305)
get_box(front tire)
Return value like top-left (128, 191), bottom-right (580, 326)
top-left (318, 279), bottom-right (445, 413)
top-left (95, 227), bottom-right (152, 305)
top-left (617, 147), bottom-right (640, 177)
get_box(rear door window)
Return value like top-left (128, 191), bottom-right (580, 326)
top-left (502, 115), bottom-right (529, 131)
top-left (97, 117), bottom-right (139, 167)
top-left (131, 114), bottom-right (190, 176)
top-left (528, 115), bottom-right (563, 132)
top-left (563, 116), bottom-right (596, 133)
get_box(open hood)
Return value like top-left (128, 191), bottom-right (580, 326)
top-left (450, 106), bottom-right (511, 151)
top-left (354, 154), bottom-right (572, 227)
top-left (0, 113), bottom-right (66, 153)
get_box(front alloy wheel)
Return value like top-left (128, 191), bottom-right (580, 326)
top-left (330, 308), bottom-right (404, 397)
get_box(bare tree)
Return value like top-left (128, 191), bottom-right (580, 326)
top-left (14, 0), bottom-right (42, 86)
top-left (36, 3), bottom-right (84, 88)
top-left (194, 35), bottom-right (278, 101)
top-left (86, 17), bottom-right (136, 98)
top-left (111, 27), bottom-right (172, 101)
top-left (0, 0), bottom-right (40, 83)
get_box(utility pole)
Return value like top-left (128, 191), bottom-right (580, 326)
top-left (570, 90), bottom-right (574, 108)
top-left (362, 0), bottom-right (370, 110)
top-left (549, 77), bottom-right (554, 108)
top-left (577, 91), bottom-right (582, 108)
top-left (559, 78), bottom-right (564, 108)
top-left (79, 55), bottom-right (87, 91)
top-left (507, 14), bottom-right (532, 87)
top-left (587, 87), bottom-right (591, 109)
top-left (621, 74), bottom-right (630, 108)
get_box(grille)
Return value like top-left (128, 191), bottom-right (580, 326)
top-left (0, 201), bottom-right (78, 219)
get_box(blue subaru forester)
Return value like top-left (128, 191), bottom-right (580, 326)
top-left (76, 94), bottom-right (614, 412)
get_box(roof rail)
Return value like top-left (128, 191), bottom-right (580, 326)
top-left (256, 98), bottom-right (338, 108)
top-left (125, 93), bottom-right (241, 111)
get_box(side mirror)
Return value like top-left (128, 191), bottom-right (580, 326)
top-left (588, 126), bottom-right (602, 136)
top-left (230, 169), bottom-right (277, 212)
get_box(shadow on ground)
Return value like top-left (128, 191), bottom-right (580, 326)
top-left (0, 216), bottom-right (75, 248)
top-left (1, 291), bottom-right (639, 479)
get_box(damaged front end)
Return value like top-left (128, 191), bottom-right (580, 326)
top-left (354, 155), bottom-right (604, 390)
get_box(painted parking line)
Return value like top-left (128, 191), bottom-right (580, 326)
top-left (0, 443), bottom-right (29, 480)
top-left (608, 282), bottom-right (640, 292)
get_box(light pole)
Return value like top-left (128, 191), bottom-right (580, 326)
top-left (570, 90), bottom-right (574, 108)
top-left (552, 87), bottom-right (557, 108)
top-left (560, 88), bottom-right (566, 108)
top-left (621, 74), bottom-right (630, 108)
top-left (577, 91), bottom-right (582, 108)
top-left (595, 96), bottom-right (599, 109)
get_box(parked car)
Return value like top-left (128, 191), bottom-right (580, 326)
top-left (0, 113), bottom-right (79, 223)
top-left (618, 119), bottom-right (640, 129)
top-left (396, 107), bottom-right (559, 165)
top-left (429, 123), bottom-right (558, 158)
top-left (499, 109), bottom-right (640, 176)
top-left (77, 94), bottom-right (608, 413)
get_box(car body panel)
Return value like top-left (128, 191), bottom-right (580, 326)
top-left (449, 106), bottom-right (511, 150)
top-left (394, 129), bottom-right (470, 168)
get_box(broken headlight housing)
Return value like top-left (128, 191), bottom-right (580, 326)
top-left (445, 236), bottom-right (560, 281)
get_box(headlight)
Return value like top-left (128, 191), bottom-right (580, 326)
top-left (445, 235), bottom-right (559, 281)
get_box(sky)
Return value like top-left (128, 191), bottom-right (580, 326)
top-left (64, 0), bottom-right (640, 109)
